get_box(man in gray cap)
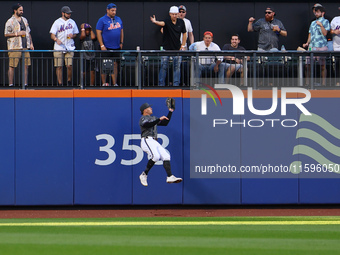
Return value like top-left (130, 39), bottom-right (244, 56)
top-left (50, 6), bottom-right (79, 86)
top-left (178, 5), bottom-right (194, 49)
top-left (248, 7), bottom-right (287, 51)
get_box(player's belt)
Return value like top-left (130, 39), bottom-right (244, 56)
top-left (145, 136), bottom-right (157, 140)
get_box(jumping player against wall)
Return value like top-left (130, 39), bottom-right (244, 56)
top-left (139, 100), bottom-right (182, 186)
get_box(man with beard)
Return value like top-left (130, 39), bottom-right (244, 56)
top-left (4, 3), bottom-right (34, 87)
top-left (222, 34), bottom-right (246, 85)
top-left (248, 7), bottom-right (287, 51)
top-left (50, 6), bottom-right (79, 86)
top-left (303, 6), bottom-right (330, 86)
top-left (96, 3), bottom-right (124, 87)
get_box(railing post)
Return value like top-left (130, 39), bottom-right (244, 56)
top-left (243, 55), bottom-right (248, 87)
top-left (194, 52), bottom-right (200, 89)
top-left (21, 50), bottom-right (25, 89)
top-left (310, 52), bottom-right (314, 89)
top-left (190, 53), bottom-right (195, 88)
top-left (253, 52), bottom-right (257, 89)
top-left (80, 51), bottom-right (84, 89)
top-left (136, 49), bottom-right (142, 89)
top-left (298, 55), bottom-right (303, 87)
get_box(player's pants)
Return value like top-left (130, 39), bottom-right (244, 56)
top-left (141, 137), bottom-right (170, 162)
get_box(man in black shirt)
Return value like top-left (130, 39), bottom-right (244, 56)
top-left (150, 6), bottom-right (187, 86)
top-left (222, 34), bottom-right (246, 85)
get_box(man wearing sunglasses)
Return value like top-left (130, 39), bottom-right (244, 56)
top-left (178, 5), bottom-right (194, 49)
top-left (248, 7), bottom-right (287, 51)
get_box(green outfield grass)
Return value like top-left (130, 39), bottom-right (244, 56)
top-left (0, 216), bottom-right (339, 255)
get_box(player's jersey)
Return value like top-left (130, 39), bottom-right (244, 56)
top-left (139, 111), bottom-right (173, 139)
top-left (50, 17), bottom-right (79, 50)
top-left (139, 115), bottom-right (159, 138)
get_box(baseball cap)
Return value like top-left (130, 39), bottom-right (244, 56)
top-left (107, 3), bottom-right (117, 9)
top-left (61, 6), bottom-right (72, 14)
top-left (312, 3), bottom-right (323, 9)
top-left (84, 23), bottom-right (91, 29)
top-left (140, 103), bottom-right (152, 114)
top-left (266, 7), bottom-right (275, 12)
top-left (179, 5), bottom-right (186, 11)
top-left (169, 6), bottom-right (179, 13)
top-left (204, 31), bottom-right (213, 37)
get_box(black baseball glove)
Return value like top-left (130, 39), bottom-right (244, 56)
top-left (165, 97), bottom-right (175, 110)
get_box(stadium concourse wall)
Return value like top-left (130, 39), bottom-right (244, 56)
top-left (0, 89), bottom-right (340, 206)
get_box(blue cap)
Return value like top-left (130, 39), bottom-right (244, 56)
top-left (107, 3), bottom-right (117, 9)
top-left (140, 103), bottom-right (152, 114)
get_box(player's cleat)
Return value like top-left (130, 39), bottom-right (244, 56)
top-left (166, 175), bottom-right (182, 183)
top-left (139, 172), bottom-right (148, 186)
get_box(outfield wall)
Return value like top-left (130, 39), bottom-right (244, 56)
top-left (1, 89), bottom-right (340, 205)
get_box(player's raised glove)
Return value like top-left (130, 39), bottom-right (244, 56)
top-left (166, 97), bottom-right (175, 110)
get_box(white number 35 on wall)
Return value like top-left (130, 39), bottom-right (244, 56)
top-left (95, 134), bottom-right (169, 166)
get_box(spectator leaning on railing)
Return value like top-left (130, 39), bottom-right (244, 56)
top-left (178, 5), bottom-right (194, 50)
top-left (4, 3), bottom-right (34, 87)
top-left (80, 23), bottom-right (97, 86)
top-left (96, 3), bottom-right (124, 87)
top-left (303, 6), bottom-right (330, 86)
top-left (150, 6), bottom-right (187, 86)
top-left (222, 34), bottom-right (246, 85)
top-left (50, 6), bottom-right (79, 86)
top-left (190, 31), bottom-right (226, 84)
top-left (248, 6), bottom-right (287, 51)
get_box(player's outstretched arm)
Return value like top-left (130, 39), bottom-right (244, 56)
top-left (158, 111), bottom-right (173, 126)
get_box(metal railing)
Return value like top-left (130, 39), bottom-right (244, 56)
top-left (1, 49), bottom-right (340, 89)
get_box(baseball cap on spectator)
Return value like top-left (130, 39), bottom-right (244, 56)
top-left (204, 31), bottom-right (213, 37)
top-left (107, 3), bottom-right (117, 9)
top-left (265, 6), bottom-right (276, 16)
top-left (314, 6), bottom-right (325, 12)
top-left (266, 7), bottom-right (275, 12)
top-left (140, 103), bottom-right (152, 114)
top-left (169, 6), bottom-right (179, 13)
top-left (312, 3), bottom-right (323, 9)
top-left (61, 6), bottom-right (72, 14)
top-left (84, 23), bottom-right (91, 29)
top-left (179, 5), bottom-right (186, 11)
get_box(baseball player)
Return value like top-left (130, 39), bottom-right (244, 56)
top-left (50, 6), bottom-right (79, 86)
top-left (139, 101), bottom-right (182, 187)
